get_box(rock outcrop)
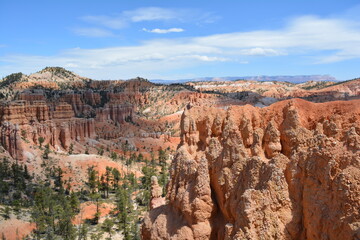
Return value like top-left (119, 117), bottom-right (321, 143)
top-left (142, 99), bottom-right (360, 240)
top-left (150, 176), bottom-right (165, 210)
top-left (95, 103), bottom-right (133, 124)
top-left (0, 122), bottom-right (24, 160)
top-left (0, 100), bottom-right (96, 159)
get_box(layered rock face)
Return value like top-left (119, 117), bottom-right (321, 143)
top-left (142, 99), bottom-right (360, 240)
top-left (0, 122), bottom-right (24, 160)
top-left (95, 103), bottom-right (133, 124)
top-left (0, 100), bottom-right (96, 159)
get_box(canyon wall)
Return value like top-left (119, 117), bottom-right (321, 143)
top-left (0, 92), bottom-right (134, 159)
top-left (142, 99), bottom-right (360, 240)
top-left (0, 100), bottom-right (97, 158)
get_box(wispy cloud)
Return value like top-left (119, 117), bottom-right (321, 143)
top-left (142, 27), bottom-right (184, 34)
top-left (193, 16), bottom-right (360, 62)
top-left (124, 7), bottom-right (179, 22)
top-left (72, 27), bottom-right (114, 37)
top-left (80, 16), bottom-right (127, 29)
top-left (2, 15), bottom-right (360, 79)
top-left (239, 48), bottom-right (286, 56)
top-left (77, 7), bottom-right (218, 32)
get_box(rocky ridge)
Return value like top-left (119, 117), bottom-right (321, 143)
top-left (0, 68), bottom-right (244, 161)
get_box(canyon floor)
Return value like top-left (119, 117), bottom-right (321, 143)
top-left (0, 67), bottom-right (359, 240)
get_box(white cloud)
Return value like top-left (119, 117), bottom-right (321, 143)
top-left (239, 48), bottom-right (286, 56)
top-left (2, 15), bottom-right (360, 79)
top-left (72, 28), bottom-right (114, 37)
top-left (124, 7), bottom-right (178, 22)
top-left (180, 55), bottom-right (229, 62)
top-left (81, 15), bottom-right (127, 29)
top-left (142, 28), bottom-right (184, 34)
top-left (123, 7), bottom-right (219, 24)
top-left (75, 7), bottom-right (218, 38)
top-left (194, 16), bottom-right (360, 57)
top-left (79, 7), bottom-right (218, 28)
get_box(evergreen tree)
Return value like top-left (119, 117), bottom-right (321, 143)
top-left (68, 143), bottom-right (74, 155)
top-left (31, 186), bottom-right (53, 236)
top-left (1, 206), bottom-right (11, 219)
top-left (150, 151), bottom-right (156, 165)
top-left (136, 153), bottom-right (144, 162)
top-left (77, 223), bottom-right (89, 240)
top-left (131, 221), bottom-right (140, 240)
top-left (57, 198), bottom-right (76, 240)
top-left (112, 168), bottom-right (121, 190)
top-left (24, 164), bottom-right (30, 179)
top-left (116, 187), bottom-right (129, 231)
top-left (129, 153), bottom-right (136, 165)
top-left (54, 167), bottom-right (63, 191)
top-left (102, 218), bottom-right (114, 239)
top-left (0, 158), bottom-right (33, 205)
top-left (90, 232), bottom-right (103, 240)
top-left (69, 192), bottom-right (80, 214)
top-left (110, 151), bottom-right (118, 161)
top-left (31, 185), bottom-right (78, 239)
top-left (104, 167), bottom-right (112, 198)
top-left (42, 144), bottom-right (50, 159)
top-left (87, 166), bottom-right (98, 194)
top-left (38, 137), bottom-right (45, 148)
top-left (158, 149), bottom-right (168, 196)
top-left (99, 174), bottom-right (106, 198)
top-left (127, 173), bottom-right (137, 193)
top-left (140, 159), bottom-right (156, 207)
top-left (97, 147), bottom-right (104, 156)
top-left (90, 192), bottom-right (101, 224)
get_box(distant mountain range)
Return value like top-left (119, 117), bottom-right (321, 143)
top-left (151, 75), bottom-right (338, 84)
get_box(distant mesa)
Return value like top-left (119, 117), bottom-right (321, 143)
top-left (151, 75), bottom-right (338, 84)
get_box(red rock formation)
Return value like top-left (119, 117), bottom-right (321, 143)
top-left (83, 90), bottom-right (101, 106)
top-left (59, 118), bottom-right (96, 149)
top-left (18, 91), bottom-right (46, 102)
top-left (0, 100), bottom-right (97, 158)
top-left (59, 93), bottom-right (85, 116)
top-left (107, 92), bottom-right (149, 106)
top-left (95, 103), bottom-right (133, 124)
top-left (25, 117), bottom-right (96, 151)
top-left (150, 176), bottom-right (165, 210)
top-left (88, 80), bottom-right (124, 89)
top-left (0, 101), bottom-right (50, 124)
top-left (142, 99), bottom-right (360, 240)
top-left (52, 102), bottom-right (75, 119)
top-left (0, 122), bottom-right (24, 160)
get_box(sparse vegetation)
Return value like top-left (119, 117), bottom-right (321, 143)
top-left (38, 137), bottom-right (45, 148)
top-left (68, 143), bottom-right (74, 155)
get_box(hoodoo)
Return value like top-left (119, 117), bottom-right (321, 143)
top-left (142, 99), bottom-right (360, 240)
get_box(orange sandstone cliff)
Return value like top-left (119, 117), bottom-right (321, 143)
top-left (142, 98), bottom-right (360, 240)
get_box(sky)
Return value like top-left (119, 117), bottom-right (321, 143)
top-left (1, 0), bottom-right (360, 80)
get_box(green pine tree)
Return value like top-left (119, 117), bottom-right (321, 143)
top-left (68, 143), bottom-right (74, 155)
top-left (38, 137), bottom-right (45, 148)
top-left (42, 144), bottom-right (50, 159)
top-left (102, 218), bottom-right (114, 239)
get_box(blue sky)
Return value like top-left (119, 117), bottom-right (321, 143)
top-left (1, 0), bottom-right (360, 80)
